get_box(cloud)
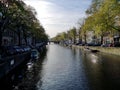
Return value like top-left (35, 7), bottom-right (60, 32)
top-left (24, 0), bottom-right (92, 38)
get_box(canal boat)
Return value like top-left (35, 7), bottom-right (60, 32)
top-left (84, 47), bottom-right (99, 53)
top-left (91, 50), bottom-right (99, 53)
top-left (84, 47), bottom-right (91, 51)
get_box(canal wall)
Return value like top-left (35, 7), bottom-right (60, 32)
top-left (0, 43), bottom-right (47, 80)
top-left (89, 46), bottom-right (120, 56)
top-left (0, 52), bottom-right (31, 79)
top-left (72, 45), bottom-right (120, 56)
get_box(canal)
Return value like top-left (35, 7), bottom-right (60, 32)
top-left (1, 44), bottom-right (120, 90)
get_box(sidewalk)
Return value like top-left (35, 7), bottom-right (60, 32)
top-left (72, 45), bottom-right (120, 56)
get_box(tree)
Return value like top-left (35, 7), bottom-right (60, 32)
top-left (93, 0), bottom-right (120, 44)
top-left (101, 0), bottom-right (120, 32)
top-left (0, 0), bottom-right (48, 48)
top-left (81, 0), bottom-right (120, 45)
top-left (0, 1), bottom-right (9, 47)
top-left (69, 27), bottom-right (77, 44)
top-left (86, 0), bottom-right (103, 15)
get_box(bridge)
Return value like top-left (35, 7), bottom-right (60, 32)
top-left (48, 41), bottom-right (60, 44)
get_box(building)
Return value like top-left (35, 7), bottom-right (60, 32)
top-left (2, 29), bottom-right (18, 46)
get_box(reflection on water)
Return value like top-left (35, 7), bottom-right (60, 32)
top-left (36, 45), bottom-right (89, 90)
top-left (83, 50), bottom-right (120, 90)
top-left (0, 48), bottom-right (47, 90)
top-left (15, 48), bottom-right (48, 90)
top-left (88, 53), bottom-right (99, 64)
top-left (1, 45), bottom-right (120, 90)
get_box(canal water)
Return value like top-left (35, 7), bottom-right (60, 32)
top-left (1, 44), bottom-right (120, 90)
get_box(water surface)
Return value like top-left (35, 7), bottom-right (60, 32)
top-left (1, 44), bottom-right (120, 90)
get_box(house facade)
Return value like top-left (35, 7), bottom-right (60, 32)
top-left (2, 29), bottom-right (18, 46)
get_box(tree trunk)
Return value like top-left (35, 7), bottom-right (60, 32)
top-left (18, 31), bottom-right (21, 46)
top-left (73, 35), bottom-right (75, 44)
top-left (0, 31), bottom-right (2, 48)
top-left (23, 30), bottom-right (27, 45)
top-left (84, 33), bottom-right (87, 44)
top-left (0, 23), bottom-right (5, 48)
top-left (79, 34), bottom-right (80, 43)
top-left (101, 35), bottom-right (103, 45)
top-left (24, 35), bottom-right (27, 45)
top-left (80, 37), bottom-right (82, 43)
top-left (0, 15), bottom-right (9, 47)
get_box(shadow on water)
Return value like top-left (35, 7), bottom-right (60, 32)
top-left (0, 47), bottom-right (48, 90)
top-left (81, 50), bottom-right (120, 90)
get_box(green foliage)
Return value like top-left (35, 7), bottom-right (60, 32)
top-left (86, 0), bottom-right (103, 15)
top-left (77, 0), bottom-right (120, 44)
top-left (49, 0), bottom-right (120, 45)
top-left (52, 27), bottom-right (77, 44)
top-left (0, 0), bottom-right (48, 46)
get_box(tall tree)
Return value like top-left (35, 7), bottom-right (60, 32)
top-left (69, 27), bottom-right (77, 44)
top-left (0, 0), bottom-right (48, 47)
top-left (86, 0), bottom-right (103, 15)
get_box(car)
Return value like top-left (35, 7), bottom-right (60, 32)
top-left (101, 43), bottom-right (113, 47)
top-left (31, 49), bottom-right (40, 60)
top-left (13, 46), bottom-right (24, 54)
top-left (75, 42), bottom-right (81, 45)
top-left (21, 46), bottom-right (31, 52)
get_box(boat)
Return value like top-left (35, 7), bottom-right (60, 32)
top-left (84, 47), bottom-right (99, 53)
top-left (91, 49), bottom-right (99, 53)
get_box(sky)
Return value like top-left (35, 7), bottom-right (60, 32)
top-left (24, 0), bottom-right (92, 38)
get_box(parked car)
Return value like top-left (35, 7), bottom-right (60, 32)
top-left (101, 43), bottom-right (114, 47)
top-left (87, 43), bottom-right (101, 46)
top-left (75, 42), bottom-right (81, 45)
top-left (86, 42), bottom-right (94, 46)
top-left (21, 46), bottom-right (31, 52)
top-left (31, 49), bottom-right (40, 60)
top-left (13, 46), bottom-right (25, 54)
